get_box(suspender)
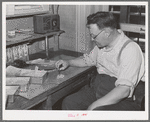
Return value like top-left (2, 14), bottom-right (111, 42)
top-left (117, 40), bottom-right (133, 65)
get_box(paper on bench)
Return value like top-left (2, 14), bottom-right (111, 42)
top-left (6, 86), bottom-right (19, 103)
top-left (26, 58), bottom-right (55, 64)
top-left (6, 77), bottom-right (30, 92)
top-left (6, 65), bottom-right (21, 77)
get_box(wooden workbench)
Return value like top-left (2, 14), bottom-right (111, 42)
top-left (6, 53), bottom-right (97, 110)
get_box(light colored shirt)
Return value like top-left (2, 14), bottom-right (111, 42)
top-left (83, 30), bottom-right (145, 98)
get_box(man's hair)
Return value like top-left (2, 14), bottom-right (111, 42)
top-left (86, 12), bottom-right (118, 29)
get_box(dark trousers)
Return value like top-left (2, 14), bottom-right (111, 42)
top-left (62, 74), bottom-right (141, 110)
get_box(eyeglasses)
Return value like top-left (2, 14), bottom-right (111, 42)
top-left (90, 29), bottom-right (104, 40)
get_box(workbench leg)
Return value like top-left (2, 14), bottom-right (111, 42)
top-left (53, 35), bottom-right (59, 51)
top-left (45, 36), bottom-right (49, 60)
top-left (42, 96), bottom-right (52, 110)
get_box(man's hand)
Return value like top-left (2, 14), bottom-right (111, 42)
top-left (87, 102), bottom-right (98, 110)
top-left (55, 60), bottom-right (69, 70)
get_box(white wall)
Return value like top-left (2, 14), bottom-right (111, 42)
top-left (59, 5), bottom-right (109, 53)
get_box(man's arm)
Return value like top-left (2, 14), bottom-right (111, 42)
top-left (68, 56), bottom-right (88, 67)
top-left (88, 85), bottom-right (130, 110)
top-left (55, 56), bottom-right (88, 70)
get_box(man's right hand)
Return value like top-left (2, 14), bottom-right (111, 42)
top-left (55, 60), bottom-right (69, 71)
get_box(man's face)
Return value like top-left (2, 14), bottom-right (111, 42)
top-left (87, 24), bottom-right (110, 48)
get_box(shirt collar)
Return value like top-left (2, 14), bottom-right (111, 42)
top-left (102, 29), bottom-right (124, 52)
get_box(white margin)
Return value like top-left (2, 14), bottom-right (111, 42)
top-left (2, 1), bottom-right (149, 120)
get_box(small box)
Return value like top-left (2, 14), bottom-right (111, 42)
top-left (6, 77), bottom-right (31, 92)
top-left (7, 48), bottom-right (13, 63)
top-left (8, 30), bottom-right (16, 38)
top-left (12, 46), bottom-right (19, 60)
top-left (19, 69), bottom-right (48, 84)
top-left (6, 66), bottom-right (48, 84)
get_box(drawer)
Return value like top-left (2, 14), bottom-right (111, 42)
top-left (47, 66), bottom-right (97, 107)
top-left (50, 75), bottom-right (89, 106)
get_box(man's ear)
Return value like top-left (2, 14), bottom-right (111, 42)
top-left (104, 28), bottom-right (112, 37)
top-left (105, 32), bottom-right (110, 37)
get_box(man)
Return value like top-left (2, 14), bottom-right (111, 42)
top-left (55, 12), bottom-right (145, 110)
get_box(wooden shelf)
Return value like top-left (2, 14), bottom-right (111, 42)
top-left (6, 30), bottom-right (65, 48)
top-left (120, 23), bottom-right (145, 34)
top-left (129, 12), bottom-right (145, 16)
top-left (110, 11), bottom-right (120, 14)
top-left (6, 11), bottom-right (49, 19)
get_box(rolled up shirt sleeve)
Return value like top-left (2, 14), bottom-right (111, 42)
top-left (82, 46), bottom-right (99, 66)
top-left (115, 43), bottom-right (143, 98)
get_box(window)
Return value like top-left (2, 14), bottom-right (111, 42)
top-left (109, 5), bottom-right (145, 52)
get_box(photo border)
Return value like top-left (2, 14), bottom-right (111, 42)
top-left (1, 0), bottom-right (149, 121)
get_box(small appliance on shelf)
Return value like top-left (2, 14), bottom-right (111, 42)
top-left (33, 13), bottom-right (60, 34)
